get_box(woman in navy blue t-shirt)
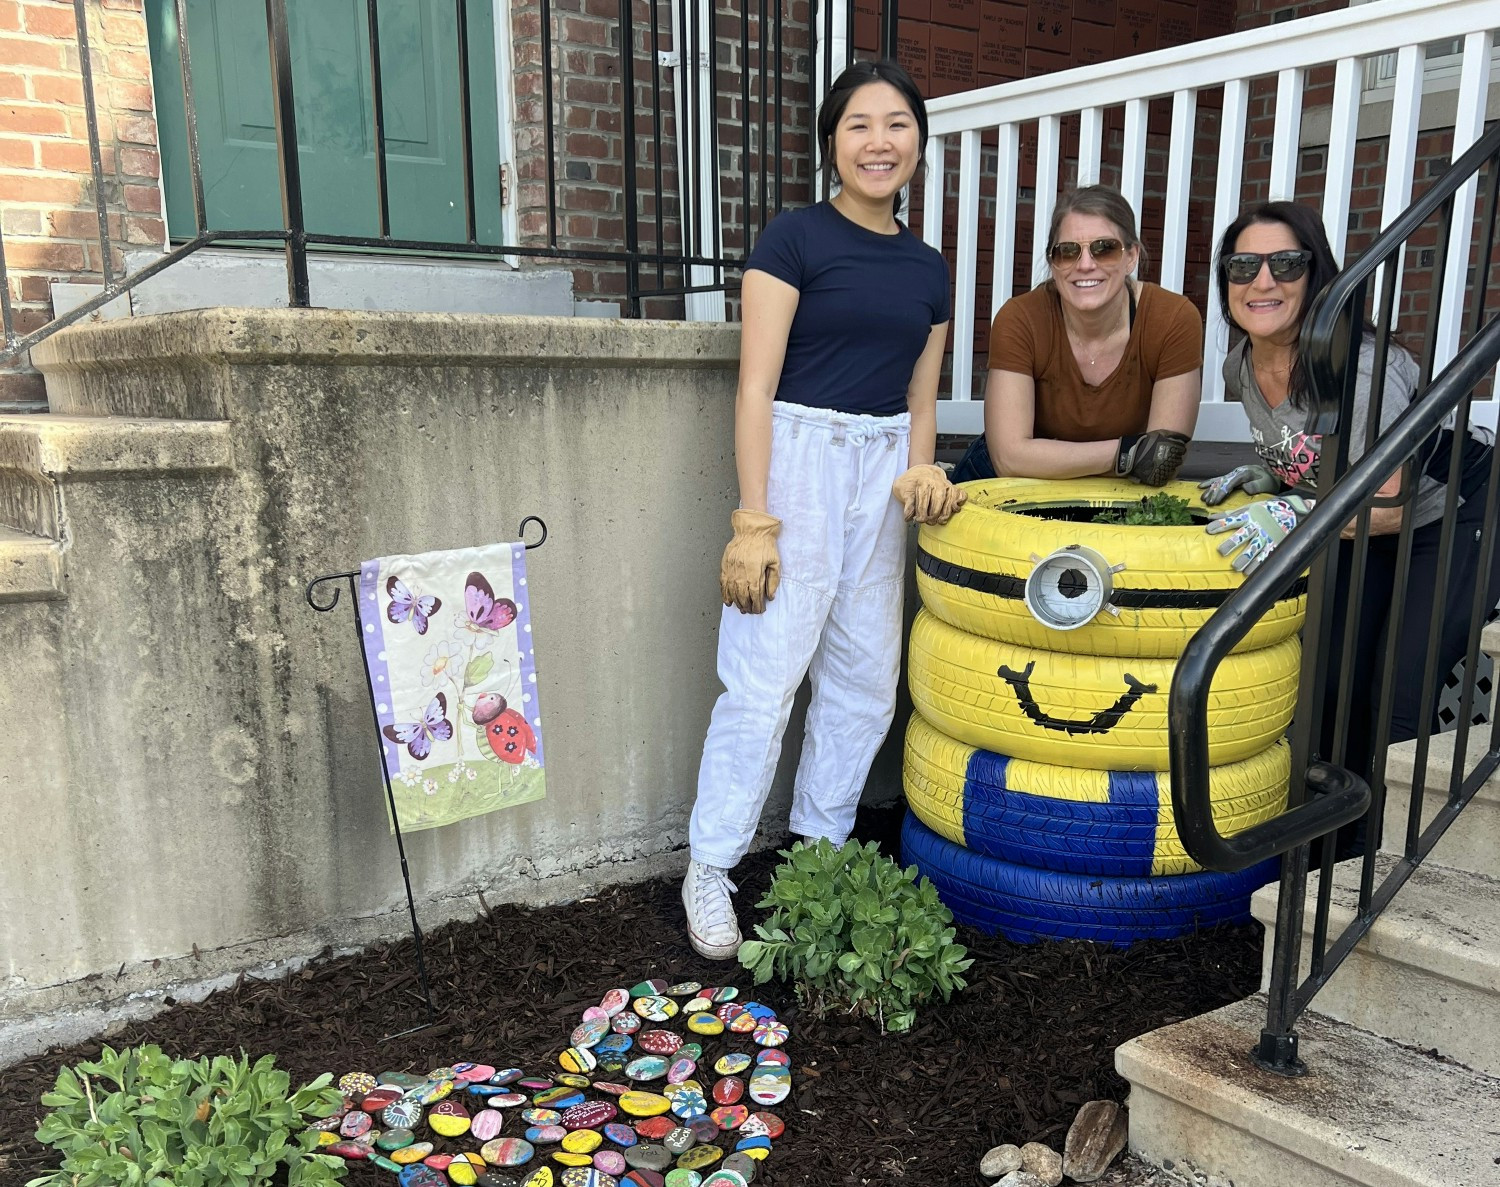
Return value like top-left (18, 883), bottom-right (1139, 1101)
top-left (682, 60), bottom-right (963, 958)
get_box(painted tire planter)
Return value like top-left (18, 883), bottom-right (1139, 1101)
top-left (916, 477), bottom-right (1307, 657)
top-left (907, 607), bottom-right (1300, 771)
top-left (902, 711), bottom-right (1289, 876)
top-left (900, 810), bottom-right (1278, 944)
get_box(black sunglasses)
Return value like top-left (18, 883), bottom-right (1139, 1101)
top-left (1223, 250), bottom-right (1312, 284)
top-left (1047, 238), bottom-right (1126, 265)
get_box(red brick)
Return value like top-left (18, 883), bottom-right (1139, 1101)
top-left (1, 238), bottom-right (87, 270)
top-left (119, 145), bottom-right (157, 177)
top-left (41, 138), bottom-right (103, 173)
top-left (0, 206), bottom-right (42, 234)
top-left (122, 182), bottom-right (159, 212)
top-left (125, 213), bottom-right (163, 243)
top-left (106, 47), bottom-right (151, 81)
top-left (112, 113), bottom-right (155, 143)
top-left (0, 0), bottom-right (21, 32)
top-left (0, 134), bottom-right (33, 167)
top-left (99, 10), bottom-right (144, 44)
top-left (108, 79), bottom-right (153, 111)
top-left (30, 73), bottom-right (83, 105)
top-left (1, 102), bottom-right (67, 135)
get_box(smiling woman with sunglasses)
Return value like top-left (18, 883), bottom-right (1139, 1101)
top-left (952, 185), bottom-right (1203, 485)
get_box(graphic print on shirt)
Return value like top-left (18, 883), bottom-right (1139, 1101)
top-left (1252, 423), bottom-right (1321, 488)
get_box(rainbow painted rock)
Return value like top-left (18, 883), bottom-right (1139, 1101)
top-left (674, 1145), bottom-right (722, 1171)
top-left (482, 1137), bottom-right (537, 1167)
top-left (562, 1128), bottom-right (603, 1154)
top-left (751, 1020), bottom-right (788, 1048)
top-left (417, 1079), bottom-right (456, 1106)
top-left (523, 1108), bottom-right (562, 1126)
top-left (618, 1091), bottom-right (671, 1118)
top-left (746, 1067), bottom-right (789, 1107)
top-left (471, 1108), bottom-right (505, 1142)
top-left (562, 1100), bottom-right (618, 1130)
top-left (728, 1014), bottom-right (757, 1035)
top-left (534, 1088), bottom-right (587, 1109)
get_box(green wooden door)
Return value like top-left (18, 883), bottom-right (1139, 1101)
top-left (147, 0), bottom-right (504, 246)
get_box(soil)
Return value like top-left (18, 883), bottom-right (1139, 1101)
top-left (0, 804), bottom-right (1264, 1186)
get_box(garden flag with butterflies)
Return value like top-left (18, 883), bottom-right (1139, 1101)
top-left (358, 540), bottom-right (545, 832)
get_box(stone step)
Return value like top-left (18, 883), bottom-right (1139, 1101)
top-left (1117, 993), bottom-right (1500, 1187)
top-left (1384, 729), bottom-right (1500, 881)
top-left (1251, 853), bottom-right (1500, 1076)
top-left (0, 525), bottom-right (63, 602)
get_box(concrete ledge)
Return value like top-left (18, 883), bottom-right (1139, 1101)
top-left (1117, 994), bottom-right (1500, 1187)
top-left (1251, 854), bottom-right (1500, 1074)
top-left (1384, 731), bottom-right (1500, 881)
top-left (0, 526), bottom-right (63, 602)
top-left (0, 416), bottom-right (235, 480)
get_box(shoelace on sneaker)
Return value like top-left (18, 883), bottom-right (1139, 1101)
top-left (693, 864), bottom-right (738, 929)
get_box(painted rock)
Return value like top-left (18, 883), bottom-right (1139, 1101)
top-left (727, 1014), bottom-right (757, 1036)
top-left (746, 1112), bottom-right (782, 1138)
top-left (599, 988), bottom-right (631, 1016)
top-left (603, 1121), bottom-right (638, 1147)
top-left (456, 1064), bottom-right (498, 1083)
top-left (591, 1081), bottom-right (631, 1096)
top-left (683, 998), bottom-right (712, 1015)
top-left (705, 987), bottom-right (738, 1003)
top-left (429, 1099), bottom-right (472, 1138)
top-left (562, 1129), bottom-right (603, 1154)
top-left (326, 1141), bottom-right (370, 1160)
top-left (534, 1088), bottom-right (587, 1109)
top-left (662, 1080), bottom-right (703, 1100)
top-left (392, 1142), bottom-right (435, 1165)
top-left (561, 1101), bottom-right (618, 1130)
top-left (629, 979), bottom-right (669, 998)
top-left (425, 1154), bottom-right (456, 1171)
top-left (710, 1105), bottom-right (748, 1131)
top-left (339, 1112), bottom-right (373, 1139)
top-left (662, 1126), bottom-right (696, 1155)
top-left (418, 1079), bottom-right (457, 1106)
top-left (482, 1137), bottom-right (537, 1167)
top-left (597, 1034), bottom-right (634, 1059)
top-left (631, 996), bottom-right (677, 1023)
top-left (735, 1116), bottom-right (768, 1140)
top-left (665, 981), bottom-right (701, 998)
top-left (623, 1142), bottom-right (672, 1171)
top-left (666, 1088), bottom-right (708, 1120)
top-left (685, 1013), bottom-right (723, 1037)
top-left (315, 1131), bottom-right (340, 1146)
top-left (556, 1074), bottom-right (592, 1089)
top-left (732, 1135), bottom-right (770, 1156)
top-left (471, 1084), bottom-right (518, 1098)
top-left (559, 1047), bottom-right (598, 1074)
top-left (450, 1153), bottom-right (488, 1184)
top-left (663, 1172), bottom-right (702, 1187)
top-left (488, 1093), bottom-right (529, 1109)
top-left (753, 1050), bottom-right (789, 1067)
top-left (633, 1115), bottom-right (676, 1140)
top-left (611, 1013), bottom-right (642, 1035)
top-left (552, 1152), bottom-right (593, 1167)
top-left (677, 1044), bottom-right (703, 1062)
top-left (751, 1020), bottom-right (788, 1048)
top-left (561, 1170), bottom-right (620, 1187)
top-left (377, 1128), bottom-right (417, 1151)
top-left (674, 1145), bottom-right (722, 1171)
top-left (666, 1057), bottom-right (697, 1085)
top-left (618, 1091), bottom-right (672, 1118)
top-left (625, 1056), bottom-right (668, 1083)
top-left (309, 1110), bottom-right (347, 1132)
top-left (687, 1117), bottom-right (719, 1146)
top-left (746, 1067), bottom-right (789, 1107)
top-left (472, 1108), bottom-right (505, 1142)
top-left (712, 1078), bottom-right (744, 1106)
top-left (714, 1004), bottom-right (744, 1025)
top-left (637, 1030), bottom-right (682, 1057)
top-left (518, 1078), bottom-right (555, 1092)
top-left (595, 1150), bottom-right (628, 1174)
top-left (399, 1167), bottom-right (448, 1187)
top-left (429, 1067), bottom-right (460, 1081)
top-left (372, 1155), bottom-right (402, 1173)
top-left (339, 1072), bottom-right (378, 1099)
top-left (721, 1156), bottom-right (756, 1182)
top-left (622, 1173), bottom-right (667, 1187)
top-left (478, 1176), bottom-right (523, 1187)
top-left (572, 1013), bottom-right (611, 1050)
top-left (713, 1054), bottom-right (751, 1076)
top-left (698, 1171), bottom-right (748, 1187)
top-left (491, 1069), bottom-right (526, 1086)
top-left (596, 1055), bottom-right (628, 1076)
top-left (526, 1124), bottom-right (569, 1144)
top-left (362, 1085), bottom-right (405, 1113)
top-left (520, 1169), bottom-right (554, 1187)
top-left (381, 1071), bottom-right (429, 1089)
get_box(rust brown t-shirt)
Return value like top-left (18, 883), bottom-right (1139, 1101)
top-left (987, 281), bottom-right (1203, 441)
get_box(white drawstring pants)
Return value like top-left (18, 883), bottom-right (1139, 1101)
top-left (689, 401), bottom-right (911, 870)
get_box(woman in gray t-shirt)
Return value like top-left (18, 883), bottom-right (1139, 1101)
top-left (1199, 200), bottom-right (1497, 787)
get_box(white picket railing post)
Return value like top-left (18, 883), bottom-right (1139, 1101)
top-left (1434, 30), bottom-right (1494, 373)
top-left (1322, 57), bottom-right (1363, 264)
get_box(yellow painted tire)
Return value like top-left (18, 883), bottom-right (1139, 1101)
top-left (916, 477), bottom-right (1306, 657)
top-left (907, 608), bottom-right (1300, 770)
top-left (902, 711), bottom-right (1289, 876)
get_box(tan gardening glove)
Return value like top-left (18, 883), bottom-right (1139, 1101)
top-left (720, 508), bottom-right (782, 614)
top-left (892, 463), bottom-right (968, 525)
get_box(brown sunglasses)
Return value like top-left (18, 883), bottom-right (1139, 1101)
top-left (1047, 238), bottom-right (1127, 265)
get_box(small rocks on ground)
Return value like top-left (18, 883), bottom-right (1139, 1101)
top-left (1063, 1099), bottom-right (1129, 1183)
top-left (993, 1173), bottom-right (1047, 1187)
top-left (1020, 1141), bottom-right (1063, 1187)
top-left (980, 1143), bottom-right (1023, 1178)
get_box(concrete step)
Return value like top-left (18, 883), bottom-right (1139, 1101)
top-left (0, 524), bottom-right (62, 602)
top-left (1384, 729), bottom-right (1500, 881)
top-left (1117, 993), bottom-right (1500, 1187)
top-left (1251, 853), bottom-right (1500, 1076)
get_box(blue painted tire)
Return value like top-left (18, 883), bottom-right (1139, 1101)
top-left (900, 811), bottom-right (1278, 945)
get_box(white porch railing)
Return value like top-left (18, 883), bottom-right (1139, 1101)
top-left (917, 0), bottom-right (1498, 439)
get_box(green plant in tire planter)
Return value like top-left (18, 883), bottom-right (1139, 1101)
top-left (1091, 491), bottom-right (1197, 526)
top-left (737, 839), bottom-right (973, 1033)
top-left (27, 1044), bottom-right (346, 1187)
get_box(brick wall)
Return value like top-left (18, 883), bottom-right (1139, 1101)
top-left (0, 0), bottom-right (163, 405)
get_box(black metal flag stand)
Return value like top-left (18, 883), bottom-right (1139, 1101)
top-left (305, 516), bottom-right (549, 1039)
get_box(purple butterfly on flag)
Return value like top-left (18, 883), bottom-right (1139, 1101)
top-left (387, 575), bottom-right (441, 635)
top-left (381, 693), bottom-right (454, 760)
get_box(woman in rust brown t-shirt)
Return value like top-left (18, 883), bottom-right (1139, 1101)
top-left (952, 186), bottom-right (1204, 486)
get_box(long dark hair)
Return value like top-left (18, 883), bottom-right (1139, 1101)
top-left (1213, 201), bottom-right (1340, 411)
top-left (816, 60), bottom-right (927, 217)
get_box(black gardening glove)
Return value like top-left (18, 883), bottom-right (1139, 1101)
top-left (1115, 429), bottom-right (1190, 486)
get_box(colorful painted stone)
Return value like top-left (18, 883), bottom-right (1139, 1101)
top-left (471, 1083), bottom-right (517, 1098)
top-left (371, 1155), bottom-right (402, 1173)
top-left (482, 1137), bottom-right (537, 1167)
top-left (534, 1088), bottom-right (587, 1109)
top-left (522, 1108), bottom-right (563, 1125)
top-left (561, 1100), bottom-right (618, 1130)
top-left (425, 1153), bottom-right (456, 1171)
top-left (710, 1105), bottom-right (749, 1131)
top-left (556, 1074), bottom-right (592, 1089)
top-left (491, 1069), bottom-right (526, 1086)
top-left (488, 1093), bottom-right (529, 1109)
top-left (340, 1111), bottom-right (373, 1139)
top-left (418, 1079), bottom-right (457, 1106)
top-left (477, 1176), bottom-right (521, 1187)
top-left (429, 1099), bottom-right (472, 1138)
top-left (713, 1054), bottom-right (751, 1076)
top-left (714, 1004), bottom-right (744, 1025)
top-left (622, 1173), bottom-right (667, 1187)
top-left (663, 1172), bottom-right (703, 1187)
top-left (573, 1012), bottom-right (611, 1050)
top-left (315, 1131), bottom-right (340, 1146)
top-left (562, 1129), bottom-right (603, 1154)
top-left (618, 1091), bottom-right (672, 1118)
top-left (629, 979), bottom-right (669, 998)
top-left (665, 981), bottom-right (702, 997)
top-left (559, 1047), bottom-right (598, 1074)
top-left (742, 1001), bottom-right (777, 1021)
top-left (674, 1145), bottom-right (722, 1171)
top-left (399, 1167), bottom-right (447, 1187)
top-left (362, 1085), bottom-right (405, 1113)
top-left (633, 1115), bottom-right (676, 1140)
top-left (392, 1143), bottom-right (436, 1165)
top-left (731, 1135), bottom-right (770, 1156)
top-left (326, 1141), bottom-right (370, 1160)
top-left (663, 1080), bottom-right (704, 1099)
top-left (381, 1071), bottom-right (429, 1089)
top-left (310, 1111), bottom-right (347, 1133)
top-left (753, 1050), bottom-right (789, 1067)
top-left (698, 1171), bottom-right (748, 1187)
top-left (706, 986), bottom-right (738, 1003)
top-left (518, 1078), bottom-right (555, 1092)
top-left (597, 1034), bottom-right (634, 1058)
top-left (596, 1055), bottom-right (628, 1076)
top-left (600, 988), bottom-right (631, 1016)
top-left (746, 1067), bottom-right (789, 1107)
top-left (603, 1121), bottom-right (638, 1147)
top-left (666, 1057), bottom-right (697, 1085)
top-left (562, 1169), bottom-right (620, 1187)
top-left (677, 1044), bottom-right (703, 1062)
top-left (472, 1108), bottom-right (505, 1142)
top-left (526, 1124), bottom-right (568, 1145)
top-left (751, 1020), bottom-right (788, 1048)
top-left (611, 1013), bottom-right (642, 1035)
top-left (720, 1155), bottom-right (756, 1182)
top-left (637, 1030), bottom-right (682, 1057)
top-left (456, 1064), bottom-right (498, 1084)
top-left (712, 1077), bottom-right (744, 1106)
top-left (623, 1142), bottom-right (672, 1171)
top-left (591, 1081), bottom-right (631, 1096)
top-left (683, 997), bottom-right (713, 1015)
top-left (686, 1118), bottom-right (719, 1146)
top-left (685, 1013), bottom-right (723, 1037)
top-left (662, 1126), bottom-right (696, 1155)
top-left (666, 1088), bottom-right (707, 1120)
top-left (520, 1169), bottom-right (554, 1187)
top-left (727, 1014), bottom-right (757, 1035)
top-left (451, 1153), bottom-right (488, 1184)
top-left (377, 1128), bottom-right (417, 1151)
top-left (631, 996), bottom-right (677, 1023)
top-left (734, 1115), bottom-right (768, 1140)
top-left (339, 1071), bottom-right (378, 1099)
top-left (625, 1056), bottom-right (668, 1083)
top-left (552, 1152), bottom-right (593, 1167)
top-left (594, 1150), bottom-right (628, 1174)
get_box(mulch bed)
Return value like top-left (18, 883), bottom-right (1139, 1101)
top-left (0, 804), bottom-right (1262, 1185)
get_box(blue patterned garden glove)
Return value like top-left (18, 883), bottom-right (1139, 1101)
top-left (1205, 496), bottom-right (1315, 575)
top-left (1197, 464), bottom-right (1282, 506)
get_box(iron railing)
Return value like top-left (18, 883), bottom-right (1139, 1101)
top-left (0, 0), bottom-right (811, 363)
top-left (1169, 119), bottom-right (1500, 1074)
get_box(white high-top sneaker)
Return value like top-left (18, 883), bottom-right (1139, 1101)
top-left (681, 858), bottom-right (741, 960)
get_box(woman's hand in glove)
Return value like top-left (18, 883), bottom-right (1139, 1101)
top-left (1205, 495), bottom-right (1314, 575)
top-left (1115, 429), bottom-right (1191, 486)
top-left (720, 508), bottom-right (782, 614)
top-left (1197, 464), bottom-right (1281, 506)
top-left (892, 464), bottom-right (967, 525)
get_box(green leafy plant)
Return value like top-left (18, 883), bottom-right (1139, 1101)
top-left (737, 839), bottom-right (973, 1033)
top-left (28, 1045), bottom-right (346, 1187)
top-left (1093, 492), bottom-right (1196, 526)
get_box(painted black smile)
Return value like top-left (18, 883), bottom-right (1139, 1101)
top-left (997, 661), bottom-right (1158, 735)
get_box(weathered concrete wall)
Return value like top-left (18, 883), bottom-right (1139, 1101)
top-left (0, 310), bottom-right (904, 1057)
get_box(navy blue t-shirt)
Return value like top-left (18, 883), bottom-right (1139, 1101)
top-left (745, 202), bottom-right (951, 417)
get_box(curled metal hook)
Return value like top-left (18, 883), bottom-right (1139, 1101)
top-left (306, 571), bottom-right (357, 613)
top-left (519, 515), bottom-right (548, 549)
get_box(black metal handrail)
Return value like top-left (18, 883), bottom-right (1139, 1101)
top-left (1169, 117), bottom-right (1500, 1074)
